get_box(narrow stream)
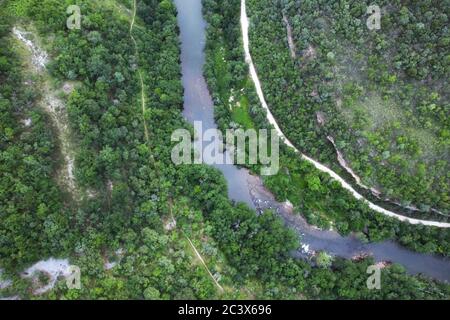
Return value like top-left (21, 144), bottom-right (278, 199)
top-left (174, 0), bottom-right (450, 282)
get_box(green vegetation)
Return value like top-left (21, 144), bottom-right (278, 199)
top-left (231, 95), bottom-right (254, 129)
top-left (0, 0), bottom-right (449, 300)
top-left (0, 10), bottom-right (69, 271)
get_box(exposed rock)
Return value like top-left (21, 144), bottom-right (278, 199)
top-left (0, 269), bottom-right (12, 290)
top-left (303, 45), bottom-right (317, 60)
top-left (22, 258), bottom-right (71, 295)
top-left (14, 27), bottom-right (79, 199)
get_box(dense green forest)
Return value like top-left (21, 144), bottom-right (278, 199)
top-left (242, 0), bottom-right (449, 218)
top-left (0, 0), bottom-right (449, 300)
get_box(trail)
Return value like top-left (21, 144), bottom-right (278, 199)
top-left (182, 228), bottom-right (224, 292)
top-left (282, 15), bottom-right (447, 219)
top-left (240, 0), bottom-right (450, 228)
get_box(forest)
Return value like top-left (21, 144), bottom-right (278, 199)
top-left (0, 0), bottom-right (449, 300)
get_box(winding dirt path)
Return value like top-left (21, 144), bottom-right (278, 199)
top-left (240, 0), bottom-right (450, 228)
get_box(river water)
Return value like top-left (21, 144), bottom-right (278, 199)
top-left (174, 0), bottom-right (450, 282)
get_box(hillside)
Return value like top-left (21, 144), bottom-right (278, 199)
top-left (0, 0), bottom-right (449, 301)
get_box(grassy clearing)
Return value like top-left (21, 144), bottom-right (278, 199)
top-left (212, 47), bottom-right (230, 102)
top-left (347, 94), bottom-right (402, 130)
top-left (211, 46), bottom-right (255, 129)
top-left (231, 94), bottom-right (254, 129)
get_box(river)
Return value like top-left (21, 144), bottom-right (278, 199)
top-left (173, 0), bottom-right (450, 282)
